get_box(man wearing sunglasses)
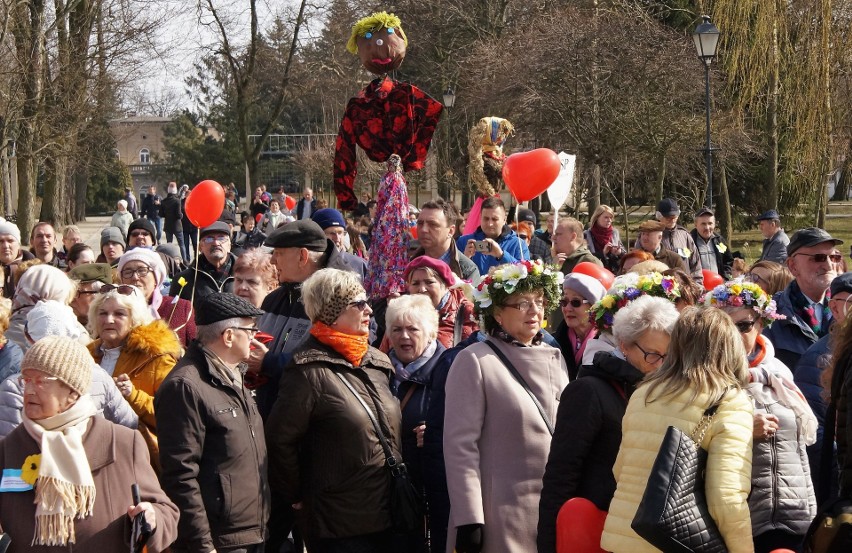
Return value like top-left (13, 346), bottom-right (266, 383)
top-left (169, 221), bottom-right (236, 306)
top-left (794, 271), bottom-right (852, 501)
top-left (764, 227), bottom-right (843, 370)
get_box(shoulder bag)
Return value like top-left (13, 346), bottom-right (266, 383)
top-left (484, 340), bottom-right (554, 435)
top-left (630, 402), bottom-right (728, 553)
top-left (335, 371), bottom-right (424, 533)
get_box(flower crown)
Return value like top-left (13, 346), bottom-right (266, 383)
top-left (461, 259), bottom-right (564, 321)
top-left (589, 272), bottom-right (681, 332)
top-left (701, 279), bottom-right (785, 326)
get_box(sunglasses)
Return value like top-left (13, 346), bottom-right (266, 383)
top-left (735, 319), bottom-right (757, 333)
top-left (559, 298), bottom-right (589, 308)
top-left (349, 299), bottom-right (370, 311)
top-left (794, 252), bottom-right (843, 263)
top-left (98, 284), bottom-right (138, 296)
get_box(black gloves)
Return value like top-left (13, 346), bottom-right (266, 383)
top-left (455, 523), bottom-right (484, 553)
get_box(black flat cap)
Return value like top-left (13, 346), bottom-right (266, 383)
top-left (787, 227), bottom-right (843, 256)
top-left (831, 272), bottom-right (852, 296)
top-left (196, 292), bottom-right (264, 326)
top-left (657, 198), bottom-right (680, 217)
top-left (757, 209), bottom-right (781, 221)
top-left (68, 263), bottom-right (113, 285)
top-left (200, 221), bottom-right (232, 238)
top-left (264, 219), bottom-right (328, 251)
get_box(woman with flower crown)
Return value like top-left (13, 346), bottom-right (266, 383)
top-left (444, 260), bottom-right (569, 553)
top-left (705, 279), bottom-right (817, 552)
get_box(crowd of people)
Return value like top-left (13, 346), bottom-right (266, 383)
top-left (1, 185), bottom-right (852, 553)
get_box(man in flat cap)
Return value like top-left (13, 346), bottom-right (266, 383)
top-left (757, 209), bottom-right (790, 264)
top-left (68, 263), bottom-right (113, 327)
top-left (169, 221), bottom-right (236, 305)
top-left (636, 220), bottom-right (688, 272)
top-left (650, 198), bottom-right (703, 284)
top-left (764, 227), bottom-right (843, 369)
top-left (156, 292), bottom-right (269, 553)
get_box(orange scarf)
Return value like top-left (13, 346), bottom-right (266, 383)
top-left (310, 321), bottom-right (369, 367)
top-left (748, 334), bottom-right (768, 368)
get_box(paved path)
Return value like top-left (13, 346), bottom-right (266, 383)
top-left (75, 215), bottom-right (112, 249)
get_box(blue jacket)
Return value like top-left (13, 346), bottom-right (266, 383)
top-left (0, 341), bottom-right (21, 385)
top-left (763, 284), bottom-right (829, 370)
top-left (456, 225), bottom-right (530, 275)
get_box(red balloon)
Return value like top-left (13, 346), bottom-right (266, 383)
top-left (502, 148), bottom-right (561, 202)
top-left (185, 180), bottom-right (225, 228)
top-left (573, 262), bottom-right (615, 291)
top-left (768, 550), bottom-right (796, 553)
top-left (284, 194), bottom-right (297, 211)
top-left (556, 497), bottom-right (607, 553)
top-left (702, 269), bottom-right (725, 291)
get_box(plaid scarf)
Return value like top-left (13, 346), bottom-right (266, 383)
top-left (789, 279), bottom-right (831, 337)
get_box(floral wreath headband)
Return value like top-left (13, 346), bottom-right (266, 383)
top-left (701, 278), bottom-right (785, 327)
top-left (461, 260), bottom-right (564, 318)
top-left (589, 272), bottom-right (681, 332)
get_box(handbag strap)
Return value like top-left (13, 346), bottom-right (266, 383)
top-left (484, 340), bottom-right (555, 435)
top-left (335, 371), bottom-right (400, 469)
top-left (690, 401), bottom-right (722, 446)
top-left (399, 384), bottom-right (417, 412)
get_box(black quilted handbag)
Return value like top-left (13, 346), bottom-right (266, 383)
top-left (631, 403), bottom-right (728, 553)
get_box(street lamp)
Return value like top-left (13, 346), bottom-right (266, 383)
top-left (441, 87), bottom-right (456, 200)
top-left (693, 15), bottom-right (719, 208)
top-left (443, 86), bottom-right (456, 109)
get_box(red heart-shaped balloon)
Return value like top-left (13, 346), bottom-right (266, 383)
top-left (502, 148), bottom-right (561, 202)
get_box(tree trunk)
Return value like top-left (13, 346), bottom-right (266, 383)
top-left (718, 163), bottom-right (733, 245)
top-left (655, 151), bottom-right (666, 205)
top-left (589, 162), bottom-right (601, 217)
top-left (16, 152), bottom-right (36, 244)
top-left (40, 154), bottom-right (70, 226)
top-left (767, 7), bottom-right (779, 210)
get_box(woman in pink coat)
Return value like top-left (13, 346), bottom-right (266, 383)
top-left (445, 260), bottom-right (569, 553)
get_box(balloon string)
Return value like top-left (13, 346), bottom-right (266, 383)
top-left (168, 226), bottom-right (199, 333)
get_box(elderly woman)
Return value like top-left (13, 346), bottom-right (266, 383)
top-left (66, 242), bottom-right (95, 270)
top-left (266, 268), bottom-right (403, 551)
top-left (600, 307), bottom-right (754, 553)
top-left (404, 256), bottom-right (477, 348)
top-left (386, 294), bottom-right (446, 551)
top-left (260, 199), bottom-right (289, 233)
top-left (0, 336), bottom-right (177, 551)
top-left (554, 273), bottom-right (608, 380)
top-left (111, 199), bottom-right (134, 239)
top-left (539, 295), bottom-right (679, 553)
top-left (6, 264), bottom-right (77, 353)
top-left (118, 248), bottom-right (196, 346)
top-left (584, 204), bottom-right (625, 272)
top-left (87, 284), bottom-right (180, 466)
top-left (705, 280), bottom-right (817, 551)
top-left (445, 260), bottom-right (569, 553)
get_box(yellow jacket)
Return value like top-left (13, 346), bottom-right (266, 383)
top-left (88, 320), bottom-right (181, 431)
top-left (600, 385), bottom-right (755, 553)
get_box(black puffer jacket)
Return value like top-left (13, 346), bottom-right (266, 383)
top-left (265, 337), bottom-right (402, 541)
top-left (169, 252), bottom-right (235, 304)
top-left (537, 351), bottom-right (644, 553)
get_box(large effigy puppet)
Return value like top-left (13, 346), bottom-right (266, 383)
top-left (334, 12), bottom-right (443, 300)
top-left (464, 116), bottom-right (514, 234)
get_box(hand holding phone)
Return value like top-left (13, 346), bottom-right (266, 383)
top-left (474, 240), bottom-right (491, 253)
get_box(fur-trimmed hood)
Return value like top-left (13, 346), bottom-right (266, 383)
top-left (125, 319), bottom-right (181, 357)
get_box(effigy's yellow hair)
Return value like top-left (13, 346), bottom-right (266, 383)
top-left (346, 11), bottom-right (408, 55)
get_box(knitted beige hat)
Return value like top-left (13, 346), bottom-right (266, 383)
top-left (21, 336), bottom-right (92, 395)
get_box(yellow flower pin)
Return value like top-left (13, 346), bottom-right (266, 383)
top-left (178, 276), bottom-right (187, 287)
top-left (716, 242), bottom-right (728, 254)
top-left (20, 454), bottom-right (40, 485)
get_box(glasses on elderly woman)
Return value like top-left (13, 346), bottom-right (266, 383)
top-left (120, 266), bottom-right (151, 279)
top-left (98, 284), bottom-right (138, 296)
top-left (18, 374), bottom-right (60, 389)
top-left (635, 342), bottom-right (666, 364)
top-left (348, 299), bottom-right (370, 311)
top-left (504, 299), bottom-right (546, 312)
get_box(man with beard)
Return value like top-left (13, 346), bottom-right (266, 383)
top-left (169, 221), bottom-right (235, 306)
top-left (764, 227), bottom-right (843, 369)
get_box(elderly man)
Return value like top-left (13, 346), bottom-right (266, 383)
top-left (636, 220), bottom-right (688, 272)
top-left (0, 218), bottom-right (33, 298)
top-left (126, 218), bottom-right (186, 278)
top-left (156, 293), bottom-right (269, 553)
top-left (551, 216), bottom-right (601, 273)
top-left (311, 207), bottom-right (368, 281)
top-left (764, 227), bottom-right (843, 369)
top-left (295, 187), bottom-right (316, 220)
top-left (170, 221), bottom-right (236, 304)
top-left (757, 209), bottom-right (790, 264)
top-left (413, 198), bottom-right (479, 281)
top-left (68, 263), bottom-right (112, 326)
top-left (690, 207), bottom-right (734, 278)
top-left (457, 196), bottom-right (529, 275)
top-left (652, 198), bottom-right (703, 283)
top-left (29, 222), bottom-right (62, 268)
top-left (795, 272), bottom-right (852, 501)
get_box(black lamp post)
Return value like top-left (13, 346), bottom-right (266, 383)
top-left (693, 15), bottom-right (720, 208)
top-left (441, 87), bottom-right (456, 200)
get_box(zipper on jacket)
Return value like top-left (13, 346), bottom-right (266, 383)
top-left (766, 402), bottom-right (779, 526)
top-left (217, 406), bottom-right (238, 418)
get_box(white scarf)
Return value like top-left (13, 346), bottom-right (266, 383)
top-left (21, 395), bottom-right (97, 545)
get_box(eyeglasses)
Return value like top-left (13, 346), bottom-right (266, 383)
top-left (202, 235), bottom-right (231, 245)
top-left (98, 284), bottom-right (138, 296)
top-left (348, 299), bottom-right (370, 311)
top-left (734, 319), bottom-right (757, 333)
top-left (503, 299), bottom-right (546, 312)
top-left (559, 298), bottom-right (589, 309)
top-left (634, 343), bottom-right (666, 365)
top-left (18, 374), bottom-right (60, 389)
top-left (745, 272), bottom-right (765, 285)
top-left (230, 326), bottom-right (260, 337)
top-left (794, 252), bottom-right (843, 263)
top-left (129, 230), bottom-right (151, 238)
top-left (120, 266), bottom-right (151, 279)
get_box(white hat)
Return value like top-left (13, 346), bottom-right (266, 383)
top-left (118, 247), bottom-right (167, 286)
top-left (0, 217), bottom-right (21, 242)
top-left (26, 300), bottom-right (89, 344)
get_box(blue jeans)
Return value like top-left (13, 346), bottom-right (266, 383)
top-left (183, 228), bottom-right (197, 262)
top-left (165, 229), bottom-right (188, 262)
top-left (148, 216), bottom-right (162, 242)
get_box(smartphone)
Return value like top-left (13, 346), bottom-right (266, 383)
top-left (474, 240), bottom-right (491, 252)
